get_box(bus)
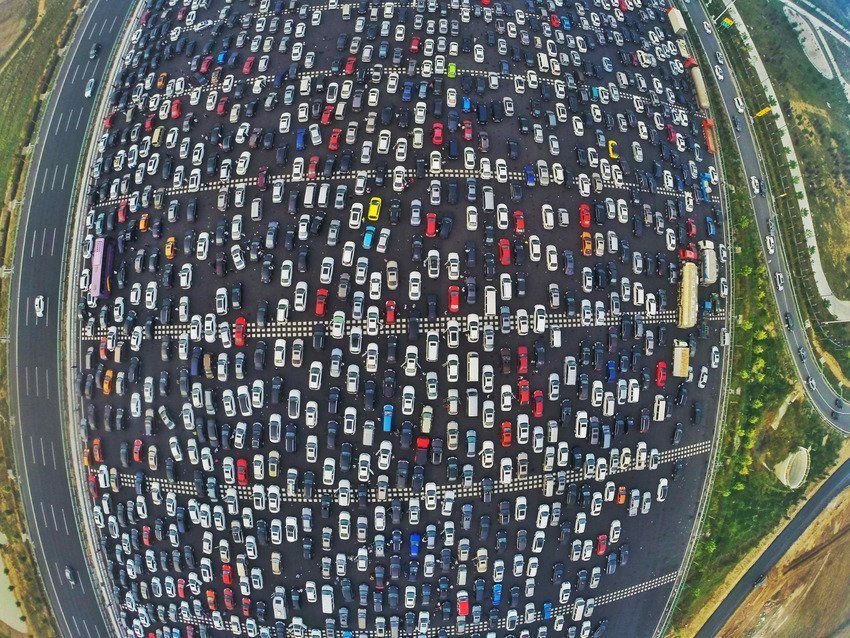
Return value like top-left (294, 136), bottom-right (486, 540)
top-left (89, 237), bottom-right (114, 299)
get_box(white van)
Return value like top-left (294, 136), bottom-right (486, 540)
top-left (652, 394), bottom-right (666, 421)
top-left (303, 183), bottom-right (316, 208)
top-left (321, 585), bottom-right (334, 614)
top-left (466, 352), bottom-right (480, 383)
top-left (250, 197), bottom-right (263, 221)
top-left (536, 52), bottom-right (550, 73)
top-left (563, 356), bottom-right (577, 385)
top-left (484, 286), bottom-right (497, 316)
top-left (550, 326), bottom-right (562, 349)
top-left (299, 76), bottom-right (312, 96)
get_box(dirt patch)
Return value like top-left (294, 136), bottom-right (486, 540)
top-left (720, 487), bottom-right (850, 638)
top-left (784, 7), bottom-right (833, 79)
top-left (808, 329), bottom-right (850, 387)
top-left (0, 0), bottom-right (30, 60)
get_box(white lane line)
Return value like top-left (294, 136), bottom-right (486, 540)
top-left (40, 437), bottom-right (46, 466)
top-left (29, 436), bottom-right (36, 465)
top-left (107, 15), bottom-right (117, 32)
top-left (45, 366), bottom-right (50, 399)
top-left (24, 366), bottom-right (30, 396)
top-left (39, 502), bottom-right (48, 528)
top-left (51, 228), bottom-right (57, 255)
top-left (40, 227), bottom-right (47, 254)
top-left (29, 229), bottom-right (36, 258)
top-left (49, 164), bottom-right (58, 190)
top-left (53, 111), bottom-right (64, 135)
top-left (74, 108), bottom-right (84, 129)
top-left (59, 163), bottom-right (69, 191)
top-left (64, 109), bottom-right (74, 132)
top-left (34, 365), bottom-right (39, 396)
top-left (49, 503), bottom-right (58, 531)
top-left (51, 440), bottom-right (57, 470)
top-left (69, 64), bottom-right (80, 85)
top-left (24, 296), bottom-right (30, 327)
top-left (61, 508), bottom-right (70, 535)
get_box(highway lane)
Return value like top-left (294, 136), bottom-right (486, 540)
top-left (681, 0), bottom-right (850, 434)
top-left (695, 457), bottom-right (850, 637)
top-left (9, 0), bottom-right (136, 636)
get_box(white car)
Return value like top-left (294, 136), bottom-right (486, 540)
top-left (34, 295), bottom-right (45, 318)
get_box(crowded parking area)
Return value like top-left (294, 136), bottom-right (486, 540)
top-left (74, 0), bottom-right (728, 636)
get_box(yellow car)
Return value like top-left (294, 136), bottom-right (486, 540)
top-left (447, 62), bottom-right (457, 78)
top-left (367, 197), bottom-right (382, 221)
top-left (607, 139), bottom-right (619, 159)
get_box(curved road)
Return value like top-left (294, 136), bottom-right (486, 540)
top-left (8, 0), bottom-right (134, 636)
top-left (681, 0), bottom-right (850, 434)
top-left (680, 0), bottom-right (850, 634)
top-left (695, 457), bottom-right (850, 637)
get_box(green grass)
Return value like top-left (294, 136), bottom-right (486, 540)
top-left (709, 0), bottom-right (850, 382)
top-left (665, 8), bottom-right (843, 633)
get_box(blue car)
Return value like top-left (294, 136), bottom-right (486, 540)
top-left (295, 128), bottom-right (306, 151)
top-left (524, 164), bottom-right (536, 186)
top-left (491, 584), bottom-right (502, 605)
top-left (542, 602), bottom-right (553, 619)
top-left (402, 80), bottom-right (413, 102)
top-left (705, 216), bottom-right (717, 237)
top-left (461, 96), bottom-right (472, 112)
top-left (607, 360), bottom-right (617, 383)
top-left (382, 405), bottom-right (393, 432)
top-left (409, 533), bottom-right (421, 557)
top-left (362, 225), bottom-right (376, 249)
top-left (216, 50), bottom-right (228, 64)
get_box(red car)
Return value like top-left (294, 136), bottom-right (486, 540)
top-left (344, 56), bottom-right (357, 75)
top-left (517, 346), bottom-right (529, 374)
top-left (448, 286), bottom-right (460, 313)
top-left (103, 111), bottom-right (116, 130)
top-left (308, 155), bottom-right (320, 179)
top-left (132, 439), bottom-right (144, 463)
top-left (425, 211), bottom-right (438, 237)
top-left (550, 13), bottom-right (561, 27)
top-left (385, 300), bottom-right (397, 323)
top-left (498, 238), bottom-right (512, 265)
top-left (216, 95), bottom-right (229, 116)
top-left (223, 588), bottom-right (234, 611)
top-left (222, 564), bottom-right (233, 585)
top-left (456, 591), bottom-right (470, 616)
top-left (117, 200), bottom-right (128, 223)
top-left (596, 534), bottom-right (608, 556)
top-left (236, 458), bottom-right (249, 486)
top-left (206, 589), bottom-right (218, 611)
top-left (518, 379), bottom-right (530, 405)
top-left (462, 120), bottom-right (473, 141)
top-left (200, 55), bottom-right (213, 73)
top-left (685, 217), bottom-right (697, 237)
top-left (655, 361), bottom-right (667, 387)
top-left (315, 288), bottom-right (329, 317)
top-left (579, 203), bottom-right (591, 228)
top-left (328, 128), bottom-right (342, 151)
top-left (176, 578), bottom-right (186, 598)
top-left (241, 596), bottom-right (251, 617)
top-left (409, 37), bottom-right (421, 53)
top-left (141, 525), bottom-right (151, 547)
top-left (679, 244), bottom-right (698, 261)
top-left (258, 166), bottom-right (269, 191)
top-left (513, 209), bottom-right (525, 234)
top-left (242, 56), bottom-right (255, 75)
top-left (234, 316), bottom-right (247, 347)
top-left (144, 112), bottom-right (156, 132)
top-left (431, 122), bottom-right (444, 145)
top-left (321, 105), bottom-right (335, 125)
top-left (500, 421), bottom-right (512, 448)
top-left (170, 98), bottom-right (182, 119)
top-left (532, 390), bottom-right (544, 418)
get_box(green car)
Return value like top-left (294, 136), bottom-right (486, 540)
top-left (447, 62), bottom-right (457, 78)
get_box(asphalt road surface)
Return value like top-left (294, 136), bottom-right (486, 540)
top-left (68, 0), bottom-right (728, 636)
top-left (9, 0), bottom-right (134, 636)
top-left (682, 0), bottom-right (850, 434)
top-left (695, 457), bottom-right (850, 637)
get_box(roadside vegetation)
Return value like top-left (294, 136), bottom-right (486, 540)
top-left (665, 7), bottom-right (843, 635)
top-left (710, 0), bottom-right (850, 384)
top-left (0, 0), bottom-right (85, 635)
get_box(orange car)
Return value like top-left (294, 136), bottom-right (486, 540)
top-left (616, 485), bottom-right (627, 505)
top-left (165, 236), bottom-right (177, 260)
top-left (139, 212), bottom-right (150, 232)
top-left (92, 438), bottom-right (103, 463)
top-left (102, 370), bottom-right (114, 395)
top-left (580, 231), bottom-right (592, 257)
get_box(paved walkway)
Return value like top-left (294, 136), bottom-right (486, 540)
top-left (727, 3), bottom-right (850, 321)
